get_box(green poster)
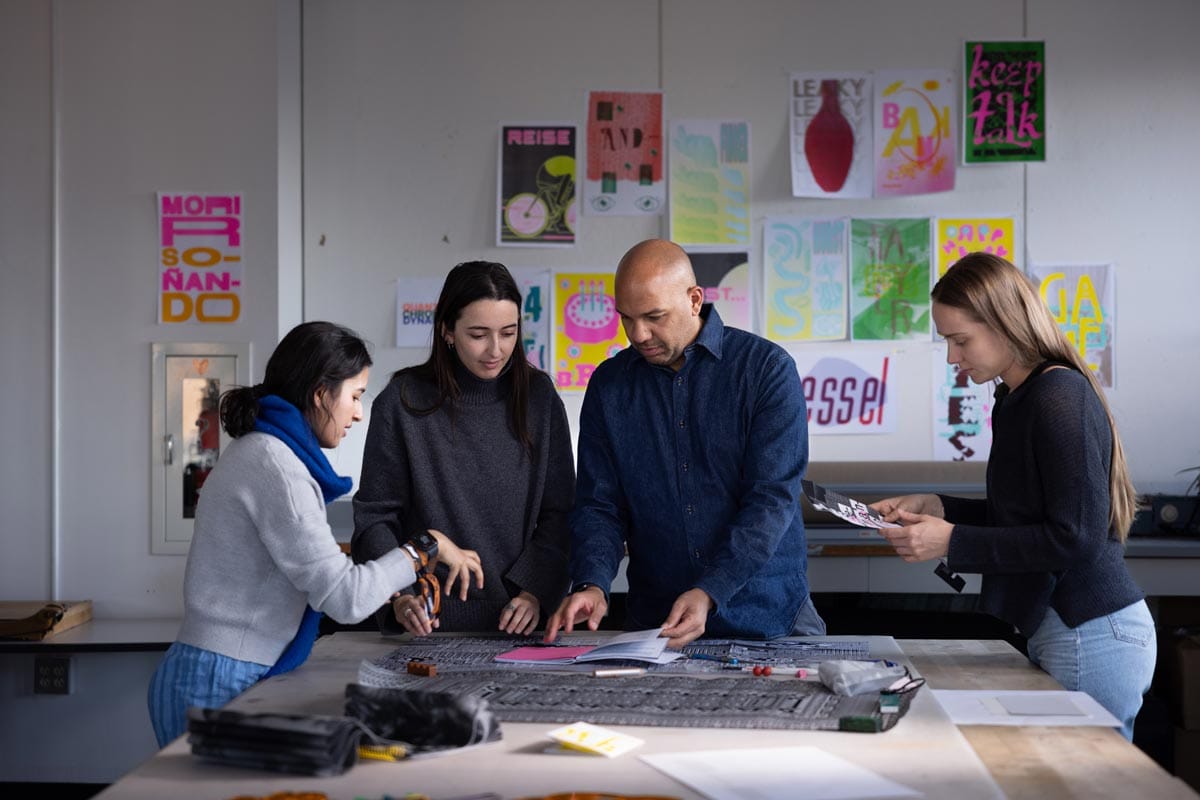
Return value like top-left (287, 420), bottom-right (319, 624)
top-left (850, 218), bottom-right (931, 340)
top-left (963, 41), bottom-right (1046, 163)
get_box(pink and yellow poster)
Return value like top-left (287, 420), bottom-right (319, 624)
top-left (936, 217), bottom-right (1016, 276)
top-left (585, 91), bottom-right (664, 216)
top-left (874, 71), bottom-right (956, 197)
top-left (158, 192), bottom-right (243, 324)
top-left (553, 272), bottom-right (628, 391)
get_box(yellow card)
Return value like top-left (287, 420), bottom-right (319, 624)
top-left (546, 721), bottom-right (644, 758)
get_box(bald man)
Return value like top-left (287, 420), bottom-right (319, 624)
top-left (545, 240), bottom-right (824, 648)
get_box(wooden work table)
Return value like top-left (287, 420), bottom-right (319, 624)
top-left (902, 638), bottom-right (1195, 799)
top-left (89, 632), bottom-right (1196, 800)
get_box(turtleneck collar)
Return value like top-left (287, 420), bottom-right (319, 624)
top-left (453, 357), bottom-right (510, 406)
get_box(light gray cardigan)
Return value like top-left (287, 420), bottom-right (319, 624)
top-left (177, 433), bottom-right (416, 666)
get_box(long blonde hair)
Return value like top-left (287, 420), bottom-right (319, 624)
top-left (931, 253), bottom-right (1135, 542)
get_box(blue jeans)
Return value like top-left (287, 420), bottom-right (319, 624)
top-left (1025, 600), bottom-right (1155, 740)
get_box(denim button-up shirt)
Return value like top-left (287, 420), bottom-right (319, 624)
top-left (570, 305), bottom-right (811, 639)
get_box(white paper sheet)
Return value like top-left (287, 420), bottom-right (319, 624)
top-left (932, 689), bottom-right (1120, 727)
top-left (641, 745), bottom-right (921, 800)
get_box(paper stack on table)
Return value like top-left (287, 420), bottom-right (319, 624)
top-left (496, 628), bottom-right (682, 665)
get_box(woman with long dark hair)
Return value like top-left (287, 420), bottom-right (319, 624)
top-left (872, 253), bottom-right (1154, 740)
top-left (353, 262), bottom-right (574, 636)
top-left (147, 322), bottom-right (482, 746)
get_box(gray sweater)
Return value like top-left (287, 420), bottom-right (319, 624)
top-left (177, 433), bottom-right (418, 665)
top-left (352, 365), bottom-right (574, 632)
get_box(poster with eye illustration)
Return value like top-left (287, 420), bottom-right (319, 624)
top-left (553, 272), bottom-right (628, 391)
top-left (584, 90), bottom-right (664, 216)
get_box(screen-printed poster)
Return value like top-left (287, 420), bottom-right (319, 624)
top-left (687, 250), bottom-right (751, 331)
top-left (932, 344), bottom-right (992, 462)
top-left (762, 217), bottom-right (848, 342)
top-left (964, 41), bottom-right (1046, 163)
top-left (511, 268), bottom-right (552, 372)
top-left (394, 277), bottom-right (444, 349)
top-left (585, 91), bottom-right (664, 216)
top-left (669, 119), bottom-right (750, 246)
top-left (791, 350), bottom-right (897, 435)
top-left (790, 72), bottom-right (873, 199)
top-left (158, 192), bottom-right (243, 324)
top-left (874, 70), bottom-right (956, 197)
top-left (1028, 263), bottom-right (1115, 387)
top-left (553, 272), bottom-right (628, 391)
top-left (850, 218), bottom-right (932, 341)
top-left (935, 217), bottom-right (1016, 276)
top-left (498, 124), bottom-right (577, 246)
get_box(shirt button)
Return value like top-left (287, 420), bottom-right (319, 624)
top-left (686, 504), bottom-right (694, 514)
top-left (682, 462), bottom-right (689, 471)
top-left (693, 549), bottom-right (702, 559)
top-left (676, 376), bottom-right (684, 385)
top-left (678, 419), bottom-right (686, 428)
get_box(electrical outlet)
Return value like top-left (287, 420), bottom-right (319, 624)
top-left (34, 656), bottom-right (71, 694)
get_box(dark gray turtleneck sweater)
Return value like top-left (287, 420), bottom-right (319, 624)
top-left (351, 363), bottom-right (574, 633)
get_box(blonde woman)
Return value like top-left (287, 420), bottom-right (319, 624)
top-left (872, 253), bottom-right (1153, 740)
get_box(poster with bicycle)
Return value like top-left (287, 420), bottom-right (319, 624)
top-left (498, 124), bottom-right (577, 246)
top-left (584, 90), bottom-right (665, 216)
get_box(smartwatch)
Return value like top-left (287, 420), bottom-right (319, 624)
top-left (405, 530), bottom-right (439, 569)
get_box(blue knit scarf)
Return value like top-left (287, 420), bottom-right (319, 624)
top-left (253, 394), bottom-right (352, 678)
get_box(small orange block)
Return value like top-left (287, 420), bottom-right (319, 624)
top-left (406, 660), bottom-right (437, 677)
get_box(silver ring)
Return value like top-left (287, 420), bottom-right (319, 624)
top-left (504, 603), bottom-right (515, 611)
top-left (403, 607), bottom-right (415, 617)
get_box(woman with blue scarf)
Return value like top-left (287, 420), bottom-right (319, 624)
top-left (147, 322), bottom-right (483, 747)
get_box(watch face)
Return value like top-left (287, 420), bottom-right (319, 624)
top-left (409, 531), bottom-right (438, 559)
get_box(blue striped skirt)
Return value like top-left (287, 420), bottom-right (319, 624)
top-left (146, 641), bottom-right (269, 748)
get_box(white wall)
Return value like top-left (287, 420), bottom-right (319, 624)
top-left (0, 0), bottom-right (287, 615)
top-left (2, 0), bottom-right (1198, 618)
top-left (302, 0), bottom-right (1200, 493)
top-left (0, 0), bottom-right (54, 599)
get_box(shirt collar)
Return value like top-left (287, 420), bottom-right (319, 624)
top-left (688, 303), bottom-right (725, 361)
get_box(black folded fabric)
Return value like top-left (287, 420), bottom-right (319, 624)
top-left (186, 684), bottom-right (501, 776)
top-left (187, 707), bottom-right (364, 776)
top-left (343, 683), bottom-right (502, 752)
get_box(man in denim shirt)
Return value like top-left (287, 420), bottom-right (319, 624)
top-left (545, 240), bottom-right (824, 648)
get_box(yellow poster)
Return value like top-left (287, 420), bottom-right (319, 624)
top-left (935, 217), bottom-right (1015, 276)
top-left (553, 272), bottom-right (628, 391)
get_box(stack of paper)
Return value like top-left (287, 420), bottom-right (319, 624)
top-left (496, 628), bottom-right (682, 665)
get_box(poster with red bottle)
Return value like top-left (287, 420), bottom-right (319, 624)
top-left (873, 70), bottom-right (956, 197)
top-left (789, 72), bottom-right (872, 199)
top-left (963, 41), bottom-right (1046, 163)
top-left (584, 90), bottom-right (665, 216)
